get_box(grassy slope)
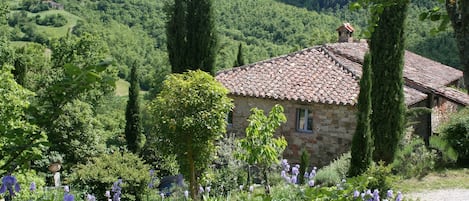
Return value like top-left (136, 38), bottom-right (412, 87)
top-left (397, 168), bottom-right (469, 193)
top-left (27, 10), bottom-right (81, 38)
top-left (115, 78), bottom-right (130, 97)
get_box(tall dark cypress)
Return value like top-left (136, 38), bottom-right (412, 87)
top-left (349, 52), bottom-right (373, 177)
top-left (125, 63), bottom-right (144, 154)
top-left (166, 0), bottom-right (217, 74)
top-left (370, 1), bottom-right (409, 164)
top-left (234, 43), bottom-right (245, 67)
top-left (166, 0), bottom-right (187, 74)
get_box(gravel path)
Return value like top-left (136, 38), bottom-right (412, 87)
top-left (406, 189), bottom-right (469, 201)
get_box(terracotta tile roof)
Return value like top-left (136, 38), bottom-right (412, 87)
top-left (216, 47), bottom-right (359, 105)
top-left (216, 42), bottom-right (466, 106)
top-left (324, 43), bottom-right (463, 88)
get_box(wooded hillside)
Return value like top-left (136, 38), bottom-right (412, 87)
top-left (4, 0), bottom-right (460, 92)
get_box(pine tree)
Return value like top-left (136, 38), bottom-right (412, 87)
top-left (234, 43), bottom-right (245, 67)
top-left (166, 0), bottom-right (218, 74)
top-left (348, 52), bottom-right (373, 177)
top-left (125, 62), bottom-right (145, 154)
top-left (370, 1), bottom-right (409, 164)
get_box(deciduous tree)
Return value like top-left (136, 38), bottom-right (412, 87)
top-left (236, 104), bottom-right (287, 194)
top-left (149, 70), bottom-right (232, 199)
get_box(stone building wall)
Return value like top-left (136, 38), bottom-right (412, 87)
top-left (228, 96), bottom-right (357, 167)
top-left (431, 98), bottom-right (462, 133)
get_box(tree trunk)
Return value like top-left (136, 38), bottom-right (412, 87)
top-left (188, 149), bottom-right (197, 200)
top-left (446, 0), bottom-right (469, 92)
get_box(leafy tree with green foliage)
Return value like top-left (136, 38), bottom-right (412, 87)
top-left (368, 0), bottom-right (409, 164)
top-left (148, 70), bottom-right (233, 199)
top-left (166, 0), bottom-right (218, 74)
top-left (0, 65), bottom-right (47, 174)
top-left (125, 62), bottom-right (145, 154)
top-left (50, 99), bottom-right (106, 166)
top-left (349, 52), bottom-right (373, 177)
top-left (236, 104), bottom-right (287, 194)
top-left (234, 43), bottom-right (245, 67)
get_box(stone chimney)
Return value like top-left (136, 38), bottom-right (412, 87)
top-left (336, 23), bottom-right (354, 43)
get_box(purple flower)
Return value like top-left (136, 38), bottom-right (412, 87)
top-left (160, 192), bottom-right (165, 199)
top-left (304, 172), bottom-right (309, 179)
top-left (292, 166), bottom-right (299, 176)
top-left (310, 167), bottom-right (317, 178)
top-left (249, 185), bottom-right (254, 193)
top-left (386, 190), bottom-right (393, 199)
top-left (353, 190), bottom-right (360, 198)
top-left (373, 189), bottom-right (380, 201)
top-left (198, 185), bottom-right (204, 194)
top-left (112, 179), bottom-right (122, 193)
top-left (86, 194), bottom-right (96, 201)
top-left (395, 191), bottom-right (403, 201)
top-left (239, 185), bottom-right (244, 191)
top-left (64, 185), bottom-right (70, 193)
top-left (29, 182), bottom-right (36, 192)
top-left (281, 170), bottom-right (286, 178)
top-left (184, 190), bottom-right (189, 198)
top-left (291, 175), bottom-right (297, 184)
top-left (0, 175), bottom-right (20, 196)
top-left (112, 179), bottom-right (122, 201)
top-left (205, 186), bottom-right (211, 194)
top-left (308, 180), bottom-right (315, 187)
top-left (64, 193), bottom-right (74, 201)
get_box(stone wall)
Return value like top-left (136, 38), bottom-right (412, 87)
top-left (228, 95), bottom-right (357, 167)
top-left (432, 97), bottom-right (462, 133)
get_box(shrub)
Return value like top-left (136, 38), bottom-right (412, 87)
top-left (314, 152), bottom-right (350, 186)
top-left (393, 136), bottom-right (437, 178)
top-left (298, 149), bottom-right (310, 185)
top-left (204, 134), bottom-right (246, 197)
top-left (363, 161), bottom-right (395, 197)
top-left (438, 108), bottom-right (469, 166)
top-left (69, 152), bottom-right (151, 201)
top-left (429, 136), bottom-right (458, 168)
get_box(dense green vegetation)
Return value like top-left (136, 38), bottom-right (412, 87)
top-left (1, 0), bottom-right (467, 200)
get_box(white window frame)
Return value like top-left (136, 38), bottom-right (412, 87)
top-left (296, 108), bottom-right (313, 133)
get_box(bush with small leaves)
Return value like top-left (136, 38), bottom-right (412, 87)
top-left (438, 108), bottom-right (469, 166)
top-left (69, 152), bottom-right (151, 201)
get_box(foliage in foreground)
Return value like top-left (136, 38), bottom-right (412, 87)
top-left (70, 152), bottom-right (151, 201)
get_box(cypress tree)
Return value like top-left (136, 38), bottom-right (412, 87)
top-left (166, 0), bottom-right (187, 74)
top-left (348, 52), bottom-right (373, 177)
top-left (370, 1), bottom-right (409, 164)
top-left (166, 0), bottom-right (217, 74)
top-left (125, 62), bottom-right (145, 154)
top-left (234, 43), bottom-right (245, 67)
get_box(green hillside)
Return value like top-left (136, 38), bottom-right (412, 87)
top-left (4, 0), bottom-right (461, 91)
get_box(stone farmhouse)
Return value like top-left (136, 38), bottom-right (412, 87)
top-left (215, 24), bottom-right (469, 166)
